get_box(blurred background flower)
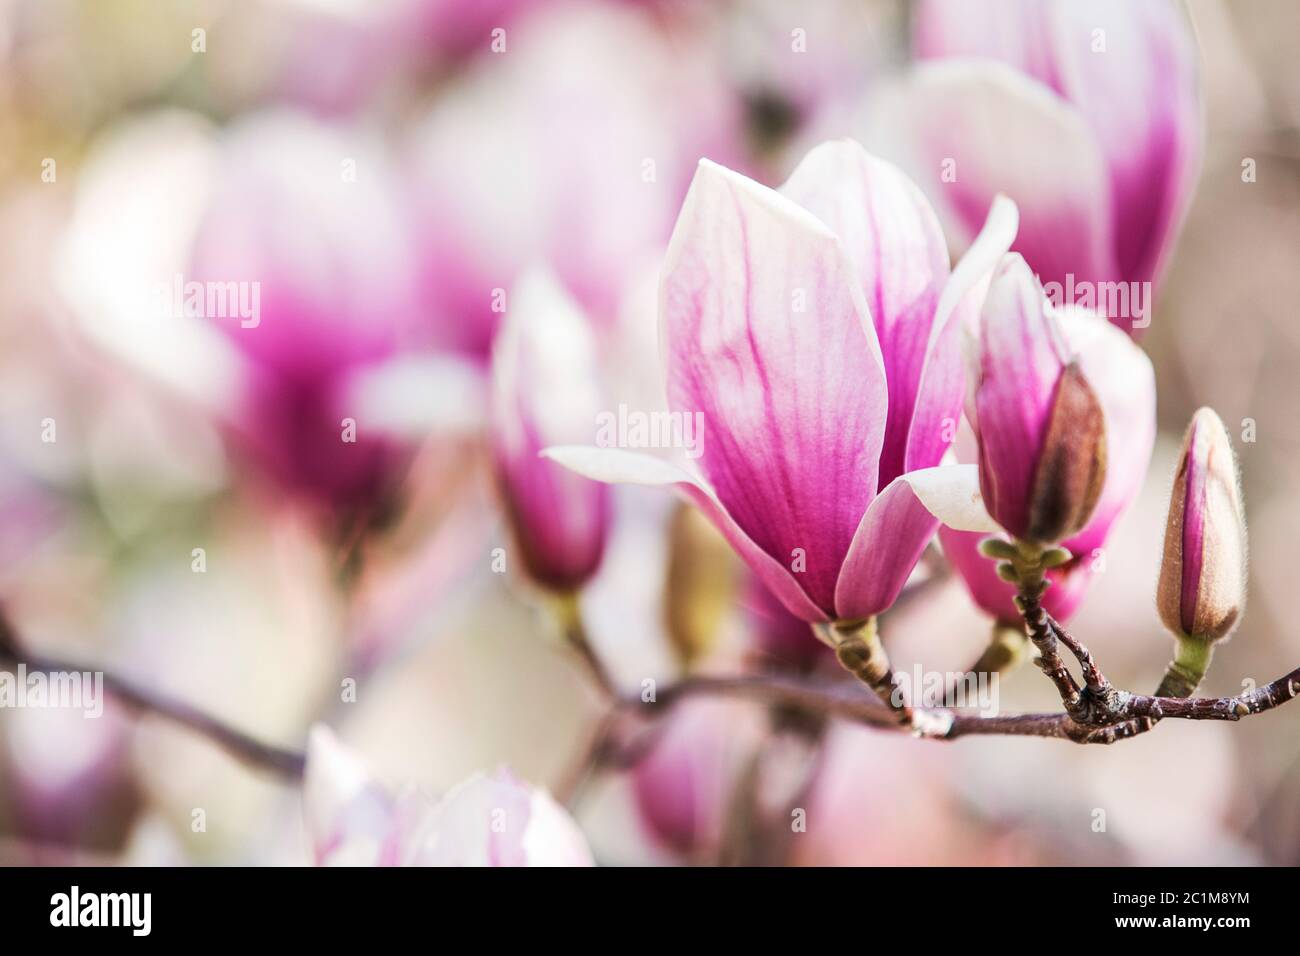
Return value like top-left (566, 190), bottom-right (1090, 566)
top-left (1, 0), bottom-right (1298, 866)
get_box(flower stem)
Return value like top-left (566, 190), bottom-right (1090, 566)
top-left (550, 591), bottom-right (615, 697)
top-left (824, 617), bottom-right (911, 724)
top-left (1001, 541), bottom-right (1084, 714)
top-left (1154, 635), bottom-right (1214, 699)
top-left (970, 622), bottom-right (1031, 676)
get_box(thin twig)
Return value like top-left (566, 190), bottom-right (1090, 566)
top-left (5, 590), bottom-right (1300, 808)
top-left (551, 593), bottom-right (617, 699)
top-left (554, 708), bottom-right (619, 808)
top-left (1017, 587), bottom-right (1084, 714)
top-left (1049, 618), bottom-right (1108, 694)
top-left (625, 665), bottom-right (1300, 744)
top-left (944, 624), bottom-right (1029, 701)
top-left (0, 620), bottom-right (304, 780)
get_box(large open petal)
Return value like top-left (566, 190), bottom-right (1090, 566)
top-left (869, 60), bottom-right (1116, 295)
top-left (660, 159), bottom-right (887, 615)
top-left (835, 464), bottom-right (995, 621)
top-left (914, 0), bottom-right (1053, 79)
top-left (542, 446), bottom-right (829, 622)
top-left (779, 140), bottom-right (949, 489)
top-left (914, 0), bottom-right (1202, 308)
top-left (1049, 0), bottom-right (1202, 294)
top-left (905, 194), bottom-right (1019, 475)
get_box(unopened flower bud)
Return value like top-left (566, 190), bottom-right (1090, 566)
top-left (945, 309), bottom-right (1154, 625)
top-left (972, 255), bottom-right (1106, 545)
top-left (1156, 408), bottom-right (1246, 643)
top-left (1023, 362), bottom-right (1107, 544)
top-left (665, 504), bottom-right (737, 671)
top-left (490, 269), bottom-right (610, 592)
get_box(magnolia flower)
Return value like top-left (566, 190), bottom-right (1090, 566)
top-left (303, 726), bottom-right (593, 867)
top-left (630, 700), bottom-right (761, 860)
top-left (548, 141), bottom-right (1016, 624)
top-left (720, 0), bottom-right (882, 134)
top-left (402, 0), bottom-right (543, 57)
top-left (3, 703), bottom-right (135, 849)
top-left (966, 254), bottom-right (1108, 546)
top-left (407, 1), bottom-right (744, 357)
top-left (1157, 408), bottom-right (1246, 643)
top-left (189, 112), bottom-right (420, 522)
top-left (629, 697), bottom-right (743, 858)
top-left (490, 269), bottom-right (610, 592)
top-left (260, 0), bottom-right (546, 114)
top-left (940, 305), bottom-right (1156, 623)
top-left (891, 0), bottom-right (1201, 334)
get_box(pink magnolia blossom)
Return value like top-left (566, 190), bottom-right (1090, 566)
top-left (896, 0), bottom-right (1201, 334)
top-left (406, 1), bottom-right (744, 357)
top-left (1156, 408), bottom-right (1247, 642)
top-left (547, 140), bottom-right (1017, 624)
top-left (966, 253), bottom-right (1109, 545)
top-left (401, 0), bottom-right (544, 58)
top-left (3, 702), bottom-right (135, 851)
top-left (490, 270), bottom-right (610, 591)
top-left (189, 113), bottom-right (420, 523)
top-left (630, 700), bottom-right (751, 859)
top-left (940, 302), bottom-right (1156, 623)
top-left (303, 726), bottom-right (593, 867)
top-left (267, 0), bottom-right (546, 115)
top-left (719, 0), bottom-right (883, 131)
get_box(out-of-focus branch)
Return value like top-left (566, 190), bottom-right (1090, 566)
top-left (5, 584), bottom-right (1299, 801)
top-left (945, 623), bottom-right (1030, 701)
top-left (0, 615), bottom-right (305, 780)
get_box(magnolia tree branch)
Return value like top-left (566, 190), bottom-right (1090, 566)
top-left (629, 660), bottom-right (1300, 744)
top-left (4, 596), bottom-right (1299, 798)
top-left (0, 617), bottom-right (305, 780)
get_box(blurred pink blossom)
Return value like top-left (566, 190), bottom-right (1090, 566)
top-left (490, 270), bottom-right (609, 591)
top-left (268, 0), bottom-right (546, 114)
top-left (3, 702), bottom-right (136, 854)
top-left (405, 1), bottom-right (745, 357)
top-left (629, 699), bottom-right (757, 860)
top-left (304, 726), bottom-right (593, 866)
top-left (189, 113), bottom-right (421, 525)
top-left (899, 0), bottom-right (1201, 334)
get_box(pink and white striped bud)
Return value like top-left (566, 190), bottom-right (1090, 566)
top-left (1156, 408), bottom-right (1246, 643)
top-left (971, 254), bottom-right (1107, 545)
top-left (941, 305), bottom-right (1156, 624)
top-left (490, 269), bottom-right (610, 592)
